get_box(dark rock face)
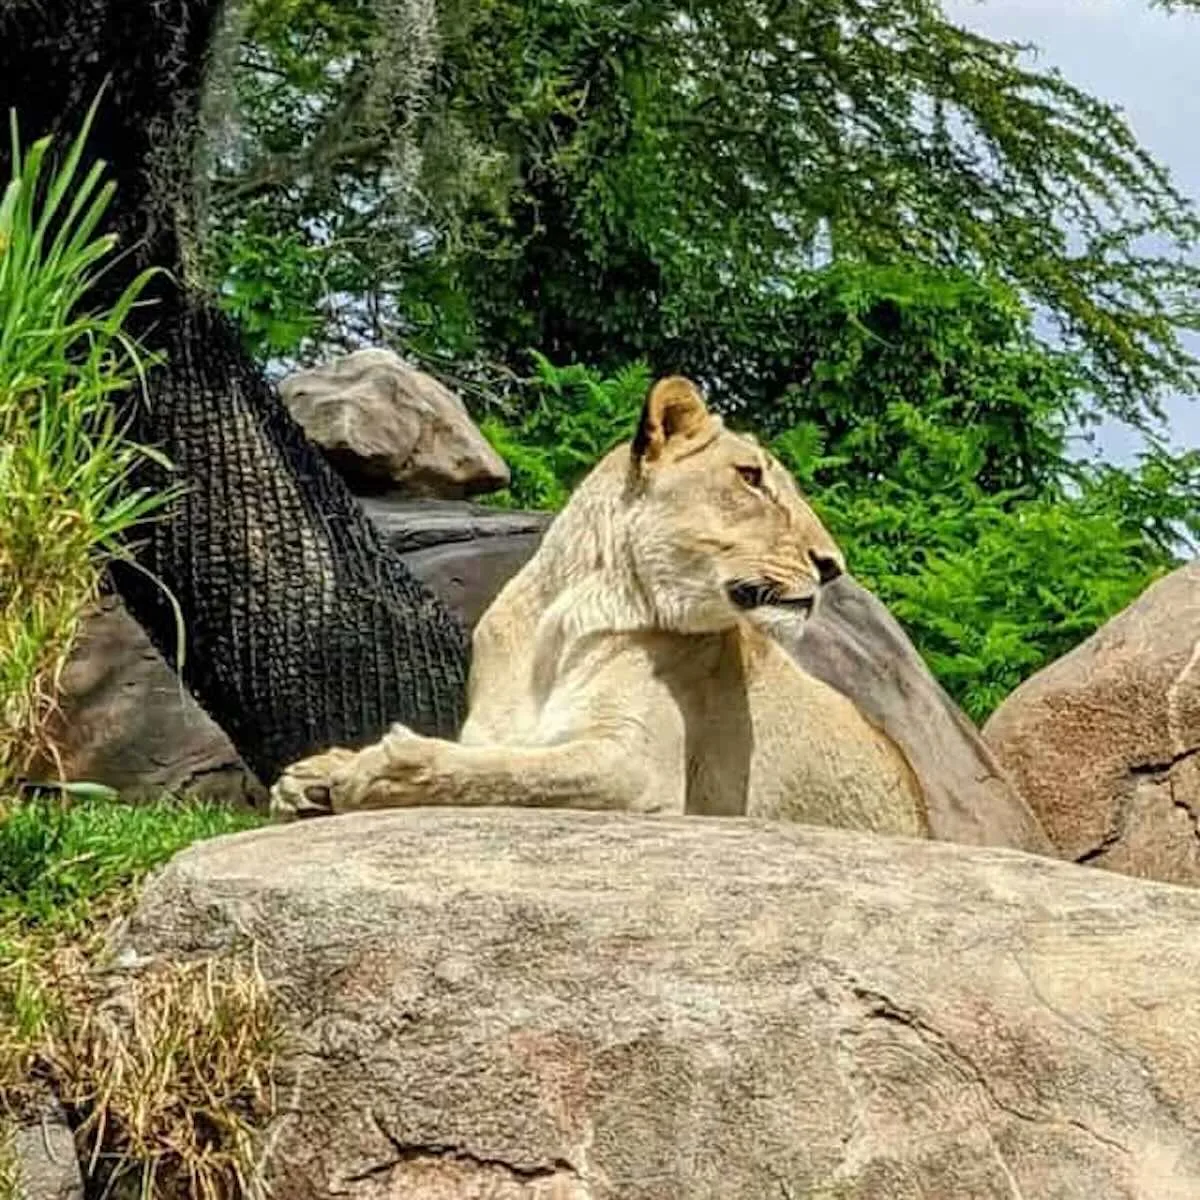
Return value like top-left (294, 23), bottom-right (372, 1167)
top-left (359, 498), bottom-right (551, 629)
top-left (31, 596), bottom-right (264, 807)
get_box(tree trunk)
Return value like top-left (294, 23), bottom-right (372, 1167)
top-left (0, 0), bottom-right (469, 784)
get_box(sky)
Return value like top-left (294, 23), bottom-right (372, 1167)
top-left (944, 0), bottom-right (1200, 463)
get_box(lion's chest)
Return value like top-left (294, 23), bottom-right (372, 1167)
top-left (655, 631), bottom-right (759, 818)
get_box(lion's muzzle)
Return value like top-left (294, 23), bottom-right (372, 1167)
top-left (726, 579), bottom-right (816, 616)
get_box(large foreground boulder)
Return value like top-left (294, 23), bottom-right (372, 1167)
top-left (122, 809), bottom-right (1200, 1198)
top-left (985, 562), bottom-right (1200, 884)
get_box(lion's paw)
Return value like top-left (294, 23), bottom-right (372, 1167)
top-left (337, 731), bottom-right (443, 811)
top-left (269, 746), bottom-right (359, 822)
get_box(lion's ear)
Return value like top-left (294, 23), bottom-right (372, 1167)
top-left (632, 376), bottom-right (711, 463)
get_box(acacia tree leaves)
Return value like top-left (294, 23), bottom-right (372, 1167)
top-left (206, 0), bottom-right (1200, 425)
top-left (430, 0), bottom-right (1200, 423)
top-left (203, 0), bottom-right (481, 359)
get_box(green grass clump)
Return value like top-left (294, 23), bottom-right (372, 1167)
top-left (0, 795), bottom-right (263, 933)
top-left (0, 796), bottom-right (273, 1199)
top-left (0, 794), bottom-right (266, 1077)
top-left (0, 96), bottom-right (176, 786)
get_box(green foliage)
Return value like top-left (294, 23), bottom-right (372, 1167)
top-left (210, 0), bottom-right (1200, 426)
top-left (485, 265), bottom-right (1199, 723)
top-left (777, 437), bottom-right (1195, 721)
top-left (209, 215), bottom-right (323, 361)
top-left (0, 101), bottom-right (176, 784)
top-left (482, 353), bottom-right (650, 510)
top-left (0, 796), bottom-right (262, 933)
top-left (734, 261), bottom-right (1199, 719)
top-left (204, 0), bottom-right (506, 361)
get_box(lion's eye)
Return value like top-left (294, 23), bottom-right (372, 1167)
top-left (736, 464), bottom-right (764, 489)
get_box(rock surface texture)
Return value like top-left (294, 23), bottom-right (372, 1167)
top-left (361, 497), bottom-right (551, 629)
top-left (791, 575), bottom-right (1048, 853)
top-left (123, 809), bottom-right (1200, 1199)
top-left (985, 561), bottom-right (1200, 884)
top-left (279, 349), bottom-right (509, 498)
top-left (10, 1102), bottom-right (83, 1200)
top-left (30, 596), bottom-right (263, 806)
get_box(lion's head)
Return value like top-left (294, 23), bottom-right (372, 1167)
top-left (624, 376), bottom-right (844, 634)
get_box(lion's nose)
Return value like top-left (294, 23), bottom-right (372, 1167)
top-left (810, 549), bottom-right (843, 585)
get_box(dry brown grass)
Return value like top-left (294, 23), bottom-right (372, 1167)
top-left (2, 926), bottom-right (281, 1200)
top-left (58, 952), bottom-right (280, 1199)
top-left (0, 796), bottom-right (279, 1199)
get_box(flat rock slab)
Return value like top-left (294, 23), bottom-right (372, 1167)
top-left (358, 497), bottom-right (550, 552)
top-left (11, 1103), bottom-right (82, 1200)
top-left (123, 809), bottom-right (1200, 1198)
top-left (362, 499), bottom-right (551, 628)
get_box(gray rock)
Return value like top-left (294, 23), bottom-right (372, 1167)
top-left (789, 574), bottom-right (1050, 854)
top-left (10, 1104), bottom-right (82, 1200)
top-left (124, 809), bottom-right (1200, 1199)
top-left (985, 561), bottom-right (1200, 883)
top-left (279, 350), bottom-right (509, 498)
top-left (358, 497), bottom-right (550, 552)
top-left (362, 497), bottom-right (550, 629)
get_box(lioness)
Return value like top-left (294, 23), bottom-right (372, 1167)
top-left (270, 377), bottom-right (928, 835)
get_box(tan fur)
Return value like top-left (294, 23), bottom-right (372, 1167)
top-left (270, 378), bottom-right (928, 837)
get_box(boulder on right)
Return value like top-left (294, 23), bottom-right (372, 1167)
top-left (984, 561), bottom-right (1200, 884)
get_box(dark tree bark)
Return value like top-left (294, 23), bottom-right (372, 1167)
top-left (0, 0), bottom-right (469, 783)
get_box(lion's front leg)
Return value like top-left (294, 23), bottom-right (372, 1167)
top-left (271, 725), bottom-right (665, 817)
top-left (269, 745), bottom-right (361, 820)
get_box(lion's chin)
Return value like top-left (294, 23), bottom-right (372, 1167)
top-left (737, 601), bottom-right (817, 641)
